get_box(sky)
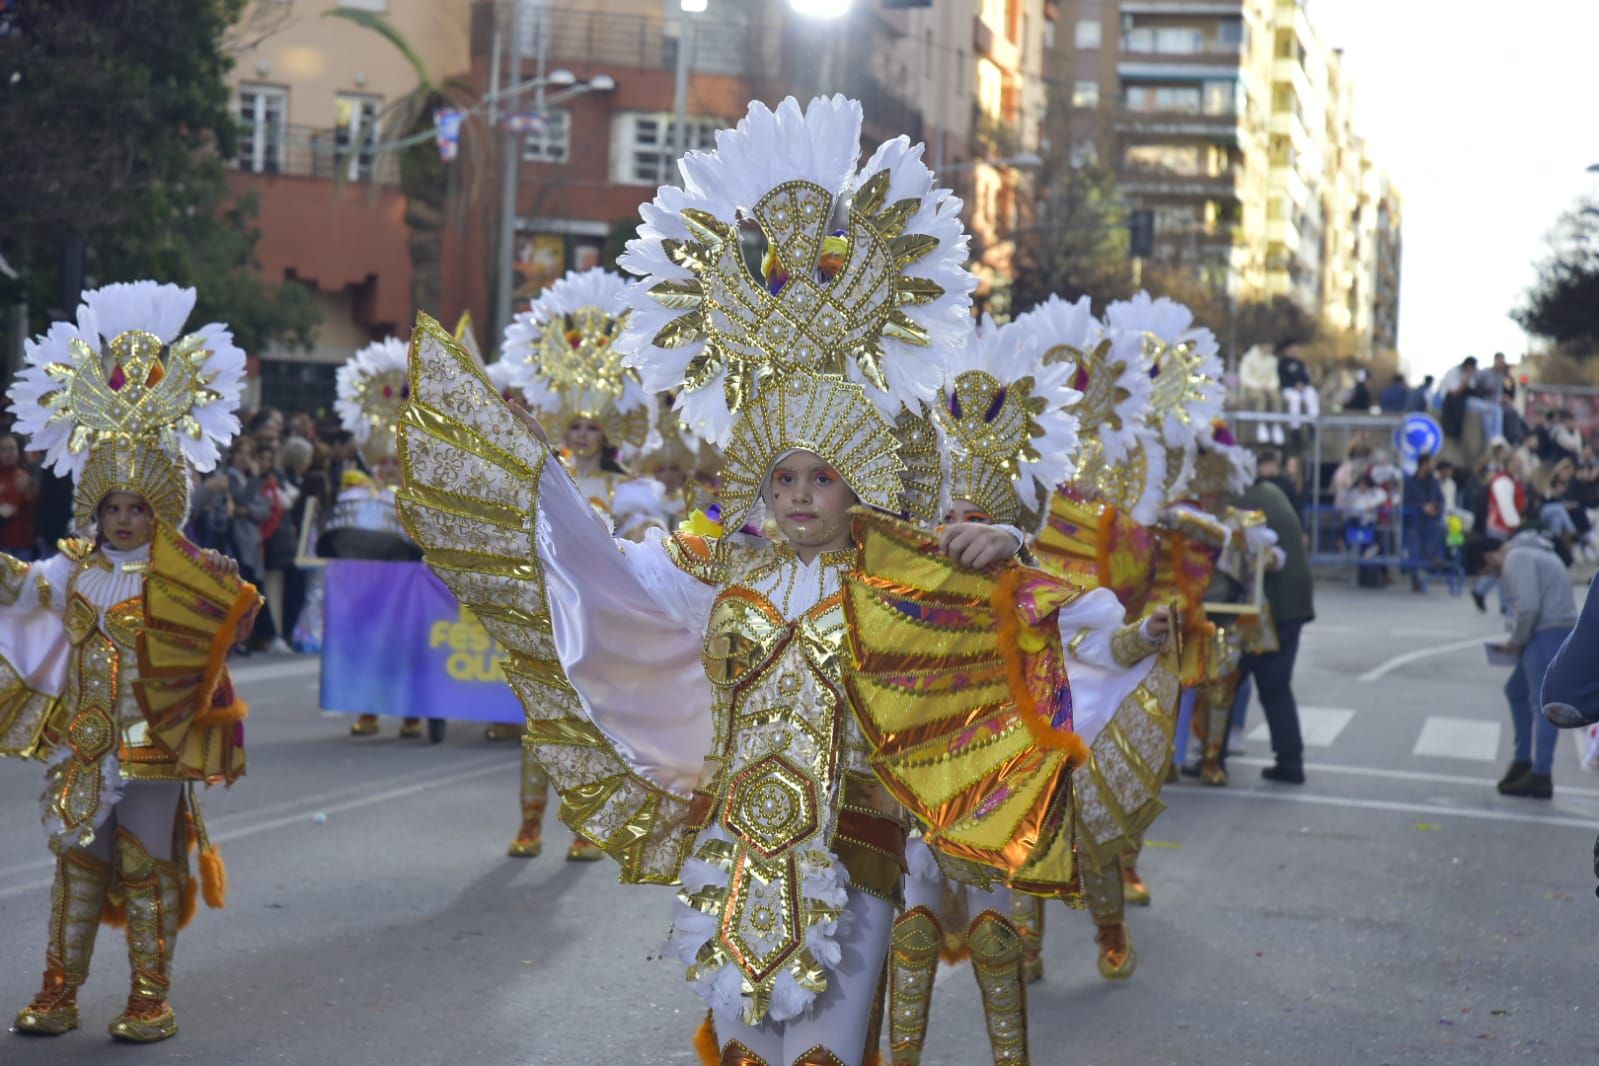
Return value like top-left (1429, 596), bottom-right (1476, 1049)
top-left (1306, 2), bottom-right (1599, 378)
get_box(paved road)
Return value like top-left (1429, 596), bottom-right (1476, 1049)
top-left (2, 582), bottom-right (1596, 1065)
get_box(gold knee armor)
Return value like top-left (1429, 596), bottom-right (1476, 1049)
top-left (888, 905), bottom-right (941, 1066)
top-left (967, 910), bottom-right (1029, 1065)
top-left (14, 848), bottom-right (112, 1035)
top-left (108, 830), bottom-right (182, 1043)
top-left (1008, 893), bottom-right (1046, 985)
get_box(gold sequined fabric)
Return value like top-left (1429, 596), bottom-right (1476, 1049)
top-left (967, 910), bottom-right (1029, 1064)
top-left (399, 318), bottom-right (696, 885)
top-left (888, 906), bottom-right (940, 1065)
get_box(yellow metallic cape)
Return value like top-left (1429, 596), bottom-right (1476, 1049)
top-left (134, 521), bottom-right (257, 785)
top-left (396, 313), bottom-right (694, 885)
top-left (842, 510), bottom-right (1087, 895)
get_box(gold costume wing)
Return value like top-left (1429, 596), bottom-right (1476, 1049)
top-left (134, 521), bottom-right (258, 784)
top-left (396, 314), bottom-right (694, 885)
top-left (842, 510), bottom-right (1090, 895)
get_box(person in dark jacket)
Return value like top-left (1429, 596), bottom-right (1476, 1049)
top-left (1403, 453), bottom-right (1445, 592)
top-left (1232, 476), bottom-right (1315, 783)
top-left (1378, 374), bottom-right (1410, 413)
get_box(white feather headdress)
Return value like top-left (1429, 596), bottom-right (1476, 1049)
top-left (938, 314), bottom-right (1081, 531)
top-left (613, 95), bottom-right (973, 531)
top-left (8, 281), bottom-right (245, 532)
top-left (1105, 292), bottom-right (1224, 451)
top-left (501, 268), bottom-right (655, 457)
top-left (335, 337), bottom-right (411, 460)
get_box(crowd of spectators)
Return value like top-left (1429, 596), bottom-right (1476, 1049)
top-left (1, 405), bottom-right (351, 656)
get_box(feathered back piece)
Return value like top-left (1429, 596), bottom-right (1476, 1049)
top-left (8, 282), bottom-right (245, 533)
top-left (501, 267), bottom-right (654, 458)
top-left (615, 94), bottom-right (973, 532)
top-left (938, 314), bottom-right (1080, 532)
top-left (335, 337), bottom-right (410, 464)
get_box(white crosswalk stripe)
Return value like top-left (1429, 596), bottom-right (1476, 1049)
top-left (1411, 716), bottom-right (1502, 762)
top-left (1248, 706), bottom-right (1356, 747)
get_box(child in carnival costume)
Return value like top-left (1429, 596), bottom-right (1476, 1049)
top-left (394, 96), bottom-right (1092, 1066)
top-left (996, 295), bottom-right (1189, 985)
top-left (329, 338), bottom-right (428, 739)
top-left (3, 282), bottom-right (259, 1043)
top-left (496, 266), bottom-right (671, 861)
top-left (1174, 421), bottom-right (1283, 787)
top-left (885, 312), bottom-right (1172, 1063)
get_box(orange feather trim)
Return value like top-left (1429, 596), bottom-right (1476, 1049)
top-left (200, 848), bottom-right (227, 909)
top-left (692, 1012), bottom-right (719, 1066)
top-left (991, 569), bottom-right (1091, 768)
top-left (940, 943), bottom-right (972, 966)
top-left (179, 877), bottom-right (198, 929)
top-left (197, 581), bottom-right (260, 717)
top-left (194, 696), bottom-right (249, 728)
top-left (1095, 503), bottom-right (1118, 589)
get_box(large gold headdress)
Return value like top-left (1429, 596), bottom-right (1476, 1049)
top-left (335, 337), bottom-right (411, 464)
top-left (500, 267), bottom-right (653, 457)
top-left (8, 282), bottom-right (246, 533)
top-left (615, 95), bottom-right (973, 532)
top-left (1105, 292), bottom-right (1224, 503)
top-left (938, 314), bottom-right (1080, 531)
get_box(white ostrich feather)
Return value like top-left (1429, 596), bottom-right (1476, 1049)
top-left (1105, 292), bottom-right (1224, 448)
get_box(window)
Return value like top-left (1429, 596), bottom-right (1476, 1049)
top-left (611, 112), bottom-right (719, 186)
top-left (236, 84), bottom-right (288, 173)
top-left (977, 59), bottom-right (1004, 120)
top-left (1042, 20), bottom-right (1054, 50)
top-left (1125, 84), bottom-right (1202, 114)
top-left (1124, 144), bottom-right (1201, 175)
top-left (523, 108), bottom-right (571, 164)
top-left (1075, 19), bottom-right (1100, 49)
top-left (334, 92), bottom-right (382, 181)
top-left (1217, 18), bottom-right (1244, 48)
top-left (1202, 80), bottom-right (1240, 116)
top-left (1154, 27), bottom-right (1204, 54)
top-left (1071, 80), bottom-right (1099, 108)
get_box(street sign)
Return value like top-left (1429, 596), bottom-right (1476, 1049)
top-left (1394, 413), bottom-right (1442, 473)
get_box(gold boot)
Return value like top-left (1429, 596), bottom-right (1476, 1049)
top-left (1120, 853), bottom-right (1151, 907)
top-left (1094, 920), bottom-right (1137, 980)
top-left (967, 910), bottom-right (1029, 1064)
top-left (107, 830), bottom-right (180, 1043)
top-left (14, 849), bottom-right (112, 1036)
top-left (397, 717), bottom-right (424, 739)
top-left (565, 837), bottom-right (604, 861)
top-left (508, 747), bottom-right (547, 857)
top-left (1008, 892), bottom-right (1046, 985)
top-left (887, 905), bottom-right (941, 1066)
top-left (349, 713), bottom-right (380, 736)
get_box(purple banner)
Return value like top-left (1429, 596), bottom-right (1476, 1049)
top-left (319, 560), bottom-right (521, 724)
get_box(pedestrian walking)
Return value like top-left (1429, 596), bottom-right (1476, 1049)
top-left (1486, 532), bottom-right (1576, 798)
top-left (1234, 471), bottom-right (1315, 784)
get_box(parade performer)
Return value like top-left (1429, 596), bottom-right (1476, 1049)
top-left (395, 95), bottom-right (1100, 1066)
top-left (1017, 294), bottom-right (1199, 983)
top-left (496, 266), bottom-right (669, 860)
top-left (328, 338), bottom-right (427, 739)
top-left (886, 310), bottom-right (1171, 1063)
top-left (3, 281), bottom-right (256, 1043)
top-left (1176, 423), bottom-right (1282, 787)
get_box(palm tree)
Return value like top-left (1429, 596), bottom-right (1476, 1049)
top-left (324, 8), bottom-right (482, 322)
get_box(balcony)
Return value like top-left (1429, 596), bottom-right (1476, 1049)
top-left (1120, 1), bottom-right (1245, 14)
top-left (1266, 216), bottom-right (1300, 252)
top-left (473, 2), bottom-right (761, 78)
top-left (1120, 167), bottom-right (1242, 201)
top-left (231, 123), bottom-right (400, 186)
top-left (1116, 110), bottom-right (1240, 144)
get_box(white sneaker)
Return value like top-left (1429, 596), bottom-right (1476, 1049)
top-left (266, 637), bottom-right (293, 655)
top-left (1227, 727), bottom-right (1247, 755)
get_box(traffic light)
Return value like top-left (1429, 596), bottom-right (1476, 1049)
top-left (1128, 210), bottom-right (1154, 258)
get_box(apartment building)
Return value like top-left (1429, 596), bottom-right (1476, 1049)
top-left (225, 0), bottom-right (475, 410)
top-left (1046, 0), bottom-right (1401, 355)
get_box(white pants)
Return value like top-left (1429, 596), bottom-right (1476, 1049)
top-left (711, 887), bottom-right (894, 1066)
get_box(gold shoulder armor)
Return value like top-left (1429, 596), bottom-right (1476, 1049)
top-left (56, 538), bottom-right (95, 563)
top-left (665, 531), bottom-right (729, 586)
